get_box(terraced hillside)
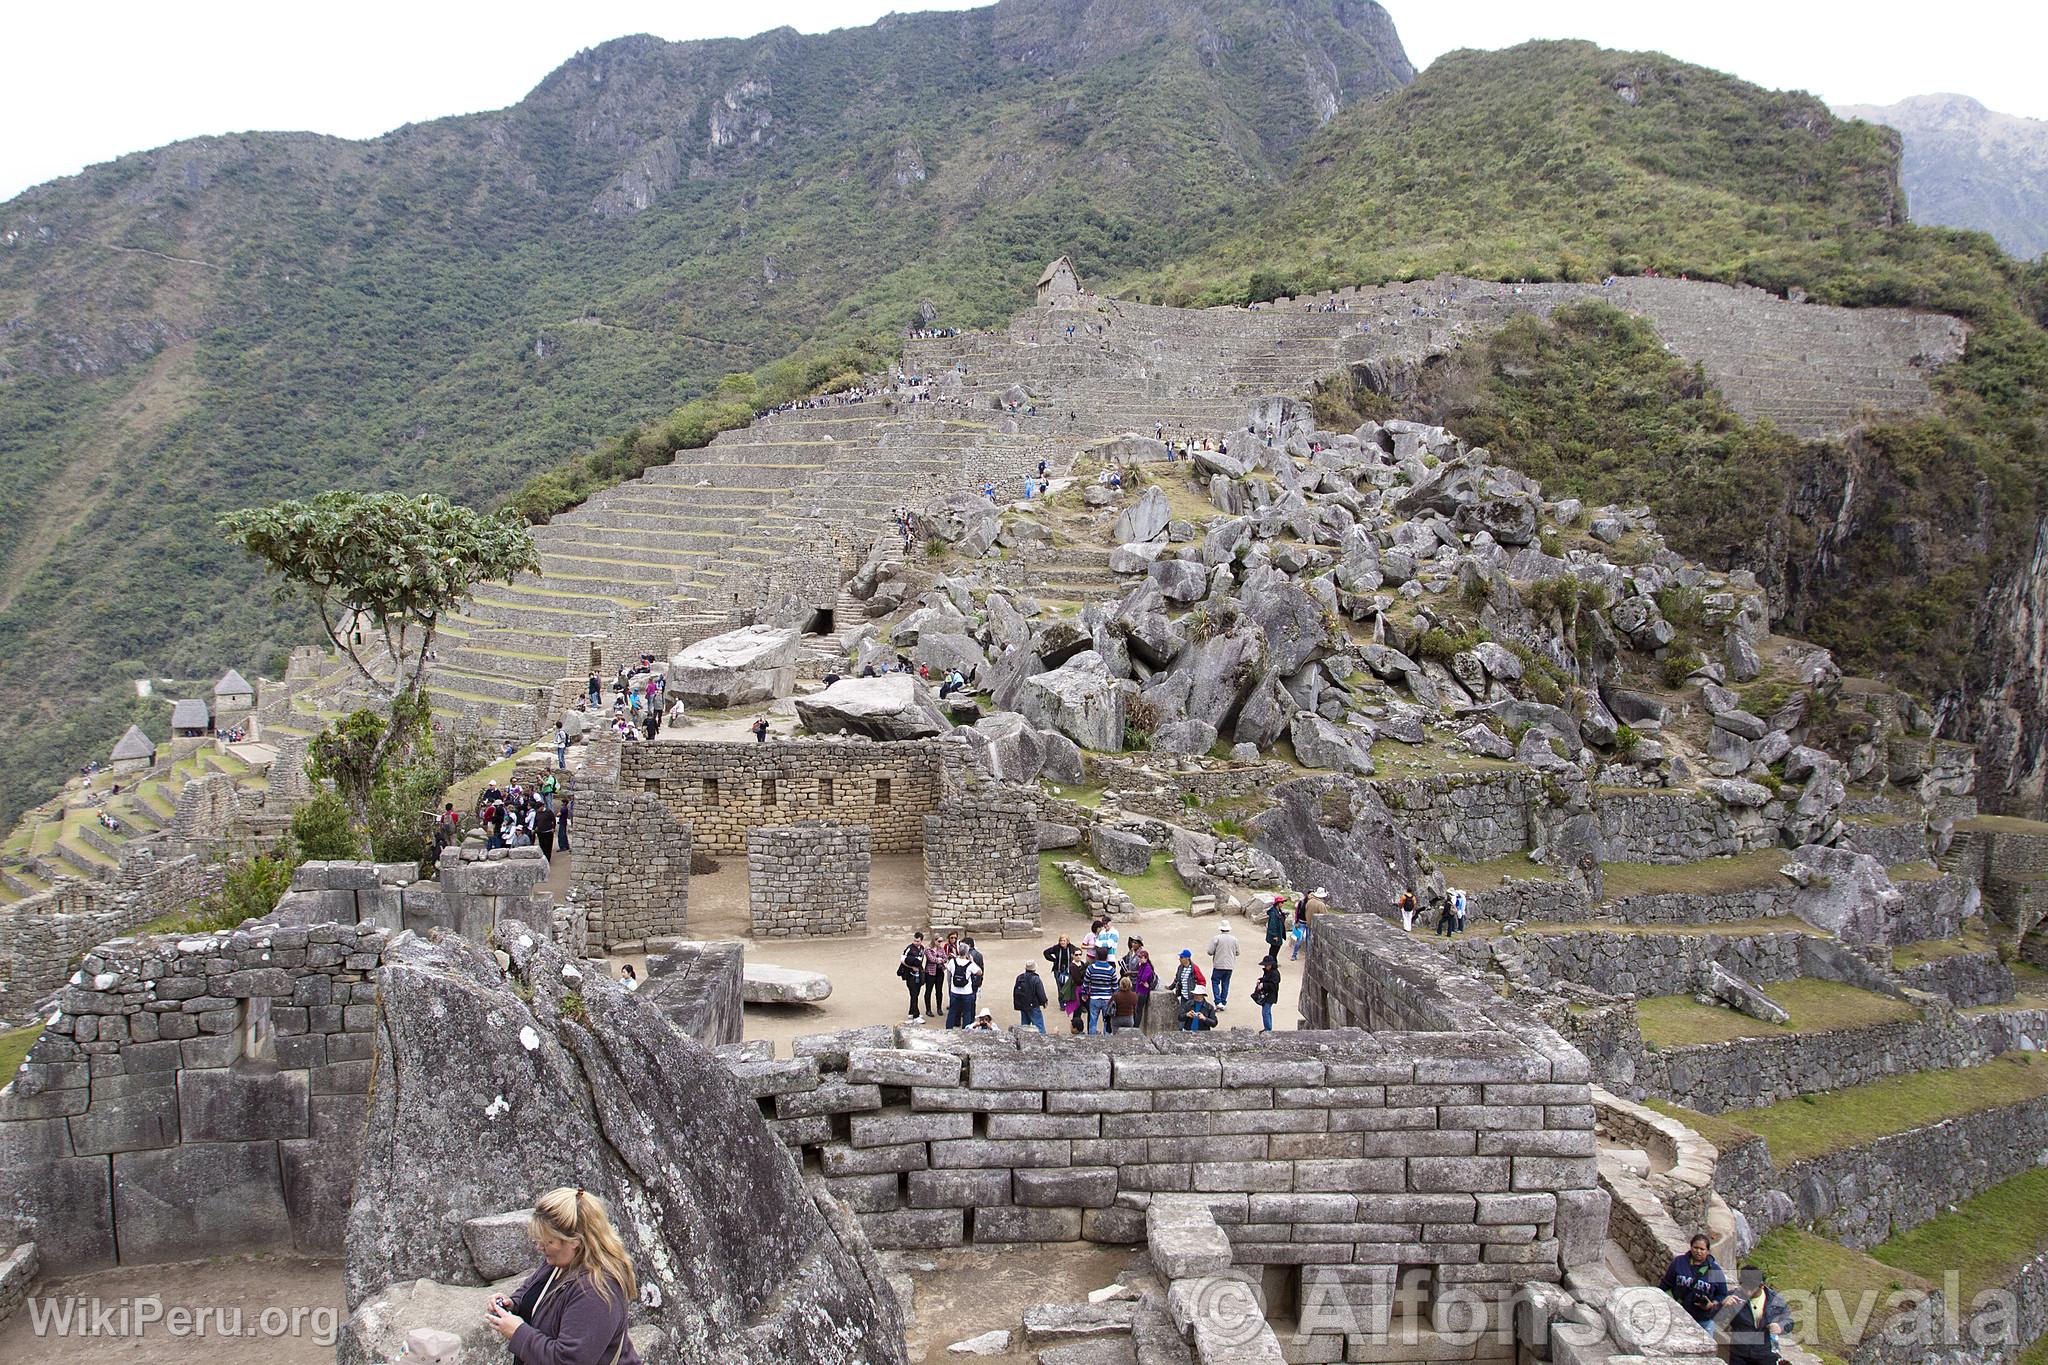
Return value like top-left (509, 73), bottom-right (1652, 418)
top-left (434, 275), bottom-right (1964, 733)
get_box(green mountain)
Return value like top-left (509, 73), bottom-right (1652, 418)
top-left (0, 0), bottom-right (1412, 829)
top-left (1838, 94), bottom-right (2048, 262)
top-left (1139, 40), bottom-right (2048, 813)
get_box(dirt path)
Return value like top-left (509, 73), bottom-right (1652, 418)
top-left (900, 1242), bottom-right (1136, 1362)
top-left (0, 1255), bottom-right (343, 1364)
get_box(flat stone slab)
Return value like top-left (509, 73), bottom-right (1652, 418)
top-left (744, 964), bottom-right (834, 1004)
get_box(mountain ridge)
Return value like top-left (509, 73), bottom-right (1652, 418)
top-left (1836, 93), bottom-right (2048, 260)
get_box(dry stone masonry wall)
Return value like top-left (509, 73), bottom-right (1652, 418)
top-left (0, 923), bottom-right (386, 1273)
top-left (747, 823), bottom-right (870, 938)
top-left (923, 795), bottom-right (1041, 935)
top-left (0, 853), bottom-right (224, 1023)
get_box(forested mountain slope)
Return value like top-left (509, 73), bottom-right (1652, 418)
top-left (1839, 94), bottom-right (2048, 262)
top-left (0, 0), bottom-right (1412, 828)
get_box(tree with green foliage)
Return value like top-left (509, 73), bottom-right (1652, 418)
top-left (221, 492), bottom-right (536, 852)
top-left (288, 790), bottom-right (361, 861)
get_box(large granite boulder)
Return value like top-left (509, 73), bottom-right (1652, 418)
top-left (965, 712), bottom-right (1047, 782)
top-left (913, 632), bottom-right (988, 679)
top-left (1021, 650), bottom-right (1126, 751)
top-left (1113, 486), bottom-right (1171, 543)
top-left (1181, 627), bottom-right (1266, 732)
top-left (1091, 826), bottom-right (1155, 876)
top-left (1252, 777), bottom-right (1419, 914)
top-left (1288, 713), bottom-right (1375, 778)
top-left (340, 932), bottom-right (903, 1364)
top-left (670, 626), bottom-right (800, 707)
top-left (1243, 580), bottom-right (1331, 676)
top-left (796, 676), bottom-right (949, 740)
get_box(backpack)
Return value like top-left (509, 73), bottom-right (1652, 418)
top-left (949, 959), bottom-right (977, 992)
top-left (897, 945), bottom-right (922, 981)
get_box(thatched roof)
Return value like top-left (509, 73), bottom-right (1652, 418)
top-left (111, 725), bottom-right (156, 762)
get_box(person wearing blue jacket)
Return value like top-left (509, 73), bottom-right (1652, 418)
top-left (1659, 1234), bottom-right (1732, 1329)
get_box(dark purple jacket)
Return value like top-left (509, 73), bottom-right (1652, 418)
top-left (507, 1264), bottom-right (641, 1365)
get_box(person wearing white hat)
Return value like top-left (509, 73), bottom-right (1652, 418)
top-left (1206, 922), bottom-right (1239, 1008)
top-left (1178, 984), bottom-right (1218, 1032)
top-left (968, 1007), bottom-right (997, 1031)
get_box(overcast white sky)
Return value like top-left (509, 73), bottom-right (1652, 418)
top-left (5, 1), bottom-right (2042, 202)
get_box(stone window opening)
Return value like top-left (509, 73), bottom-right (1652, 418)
top-left (820, 776), bottom-right (834, 805)
top-left (644, 779), bottom-right (660, 794)
top-left (704, 776), bottom-right (719, 804)
top-left (239, 996), bottom-right (277, 1067)
top-left (876, 778), bottom-right (892, 805)
top-left (763, 777), bottom-right (778, 805)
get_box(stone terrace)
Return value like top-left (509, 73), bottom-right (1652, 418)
top-left (433, 274), bottom-right (1964, 736)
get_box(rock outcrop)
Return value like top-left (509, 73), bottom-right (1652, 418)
top-left (341, 931), bottom-right (904, 1364)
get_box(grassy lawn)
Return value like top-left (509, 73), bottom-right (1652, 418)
top-left (1958, 815), bottom-right (2048, 836)
top-left (0, 1022), bottom-right (42, 1080)
top-left (1597, 848), bottom-right (1788, 902)
top-left (1718, 1054), bottom-right (2048, 1163)
top-left (1037, 848), bottom-right (1192, 914)
top-left (1891, 921), bottom-right (1998, 970)
top-left (1747, 1226), bottom-right (1932, 1365)
top-left (1039, 851), bottom-right (1088, 917)
top-left (1528, 915), bottom-right (1816, 939)
top-left (1885, 860), bottom-right (1942, 883)
top-left (1636, 978), bottom-right (1919, 1047)
top-left (1438, 852), bottom-right (1556, 885)
top-left (1641, 1096), bottom-right (1762, 1155)
top-left (1874, 1166), bottom-right (2048, 1300)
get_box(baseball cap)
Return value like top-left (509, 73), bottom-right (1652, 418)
top-left (1179, 949), bottom-right (1192, 958)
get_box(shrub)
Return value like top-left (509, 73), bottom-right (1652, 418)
top-left (1661, 649), bottom-right (1704, 689)
top-left (289, 792), bottom-right (356, 861)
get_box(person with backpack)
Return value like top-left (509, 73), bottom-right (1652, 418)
top-left (750, 716), bottom-right (771, 744)
top-left (944, 944), bottom-right (983, 1028)
top-left (1396, 888), bottom-right (1418, 933)
top-left (1127, 940), bottom-right (1157, 1030)
top-left (1042, 935), bottom-right (1076, 999)
top-left (1013, 962), bottom-right (1048, 1032)
top-left (1111, 974), bottom-right (1139, 1033)
top-left (1251, 953), bottom-right (1283, 1032)
top-left (534, 803), bottom-right (557, 859)
top-left (1169, 949), bottom-right (1203, 1010)
top-left (899, 932), bottom-right (929, 1024)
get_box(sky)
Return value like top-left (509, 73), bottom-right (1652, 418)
top-left (5, 0), bottom-right (2043, 203)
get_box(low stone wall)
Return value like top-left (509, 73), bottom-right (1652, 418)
top-left (1449, 930), bottom-right (1811, 999)
top-left (1718, 1092), bottom-right (2048, 1250)
top-left (747, 823), bottom-right (870, 938)
top-left (1591, 1089), bottom-right (1717, 1240)
top-left (0, 1241), bottom-right (35, 1328)
top-left (1595, 790), bottom-right (1779, 863)
top-left (0, 922), bottom-right (385, 1273)
top-left (1841, 820), bottom-right (1930, 865)
top-left (0, 852), bottom-right (224, 1023)
top-left (1891, 873), bottom-right (1977, 943)
top-left (1640, 1006), bottom-right (2048, 1113)
top-left (271, 852), bottom-right (553, 945)
top-left (1899, 951), bottom-right (2014, 1008)
top-left (619, 738), bottom-right (957, 854)
top-left (924, 796), bottom-right (1041, 935)
top-left (1377, 770), bottom-right (1542, 863)
top-left (726, 1022), bottom-right (1603, 1323)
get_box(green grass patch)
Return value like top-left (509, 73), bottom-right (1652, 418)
top-left (1891, 922), bottom-right (1997, 969)
top-left (1438, 853), bottom-right (1556, 885)
top-left (1885, 861), bottom-right (1943, 883)
top-left (1112, 850), bottom-right (1192, 912)
top-left (1747, 1226), bottom-right (1932, 1365)
top-left (1598, 849), bottom-right (1788, 902)
top-left (1636, 978), bottom-right (1919, 1047)
top-left (1721, 1054), bottom-right (2048, 1163)
top-left (1957, 815), bottom-right (2048, 836)
top-left (1641, 1096), bottom-right (1762, 1156)
top-left (1873, 1165), bottom-right (2048, 1300)
top-left (0, 1023), bottom-right (41, 1080)
top-left (1038, 851), bottom-right (1088, 918)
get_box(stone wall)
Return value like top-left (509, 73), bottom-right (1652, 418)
top-left (0, 853), bottom-right (224, 1024)
top-left (1718, 1092), bottom-right (2048, 1250)
top-left (567, 784), bottom-right (692, 949)
top-left (619, 739), bottom-right (956, 854)
top-left (1449, 930), bottom-right (1812, 999)
top-left (1377, 771), bottom-right (1543, 862)
top-left (747, 824), bottom-right (870, 938)
top-left (1593, 791), bottom-right (1778, 863)
top-left (725, 1022), bottom-right (1605, 1327)
top-left (0, 923), bottom-right (384, 1273)
top-left (270, 851), bottom-right (552, 946)
top-left (1899, 951), bottom-right (2014, 1008)
top-left (1639, 1006), bottom-right (2048, 1113)
top-left (168, 772), bottom-right (243, 842)
top-left (924, 796), bottom-right (1041, 935)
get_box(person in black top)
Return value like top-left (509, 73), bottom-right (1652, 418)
top-left (1721, 1265), bottom-right (1794, 1364)
top-left (1013, 963), bottom-right (1048, 1033)
top-left (898, 932), bottom-right (928, 1024)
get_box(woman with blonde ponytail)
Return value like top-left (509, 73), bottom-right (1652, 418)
top-left (484, 1186), bottom-right (642, 1364)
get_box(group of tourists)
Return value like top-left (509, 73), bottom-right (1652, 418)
top-left (1393, 886), bottom-right (1469, 936)
top-left (581, 656), bottom-right (671, 746)
top-left (895, 892), bottom-right (1313, 1036)
top-left (891, 505), bottom-right (923, 549)
top-left (469, 776), bottom-right (570, 860)
top-left (1661, 1235), bottom-right (1795, 1363)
